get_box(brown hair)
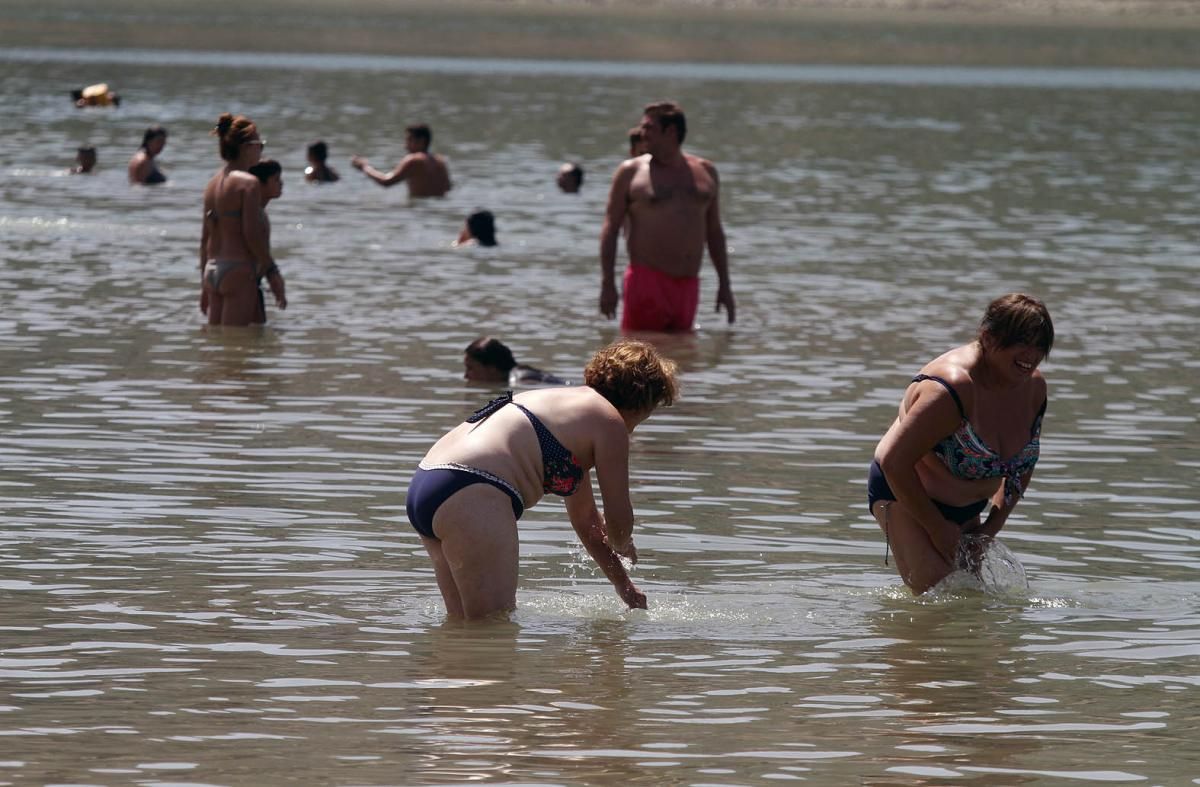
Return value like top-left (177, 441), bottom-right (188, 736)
top-left (978, 293), bottom-right (1054, 356)
top-left (247, 159), bottom-right (281, 184)
top-left (584, 340), bottom-right (678, 413)
top-left (140, 125), bottom-right (167, 150)
top-left (465, 337), bottom-right (516, 373)
top-left (643, 101), bottom-right (687, 145)
top-left (406, 124), bottom-right (432, 150)
top-left (212, 113), bottom-right (258, 162)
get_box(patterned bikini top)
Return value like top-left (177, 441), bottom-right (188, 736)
top-left (467, 392), bottom-right (584, 497)
top-left (912, 374), bottom-right (1046, 505)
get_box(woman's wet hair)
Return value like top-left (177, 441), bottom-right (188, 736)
top-left (307, 141), bottom-right (328, 162)
top-left (247, 159), bottom-right (281, 184)
top-left (466, 210), bottom-right (497, 247)
top-left (584, 340), bottom-right (678, 413)
top-left (212, 113), bottom-right (258, 162)
top-left (141, 125), bottom-right (167, 149)
top-left (465, 337), bottom-right (517, 373)
top-left (978, 292), bottom-right (1054, 356)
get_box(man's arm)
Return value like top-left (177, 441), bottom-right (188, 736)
top-left (351, 154), bottom-right (411, 187)
top-left (199, 187), bottom-right (213, 314)
top-left (599, 163), bottom-right (635, 319)
top-left (704, 162), bottom-right (735, 324)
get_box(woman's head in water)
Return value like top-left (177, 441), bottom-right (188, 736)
top-left (213, 113), bottom-right (262, 164)
top-left (465, 210), bottom-right (497, 247)
top-left (464, 337), bottom-right (517, 382)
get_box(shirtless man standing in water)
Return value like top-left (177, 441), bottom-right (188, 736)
top-left (599, 101), bottom-right (735, 332)
top-left (350, 124), bottom-right (451, 198)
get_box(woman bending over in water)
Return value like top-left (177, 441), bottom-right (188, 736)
top-left (407, 339), bottom-right (677, 620)
top-left (869, 293), bottom-right (1053, 594)
top-left (200, 113), bottom-right (284, 326)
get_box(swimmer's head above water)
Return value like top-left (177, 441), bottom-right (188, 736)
top-left (557, 162), bottom-right (583, 193)
top-left (464, 336), bottom-right (517, 382)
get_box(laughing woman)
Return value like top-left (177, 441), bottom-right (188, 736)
top-left (869, 293), bottom-right (1053, 594)
top-left (407, 340), bottom-right (678, 620)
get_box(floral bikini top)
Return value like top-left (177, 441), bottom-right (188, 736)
top-left (912, 374), bottom-right (1046, 505)
top-left (467, 391), bottom-right (584, 497)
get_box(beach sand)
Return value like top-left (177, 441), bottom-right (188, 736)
top-left (1, 0), bottom-right (1197, 67)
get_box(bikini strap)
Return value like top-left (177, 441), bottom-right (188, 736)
top-left (911, 374), bottom-right (966, 419)
top-left (510, 402), bottom-right (554, 444)
top-left (466, 390), bottom-right (513, 423)
top-left (1032, 398), bottom-right (1048, 437)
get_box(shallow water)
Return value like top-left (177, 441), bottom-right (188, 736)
top-left (2, 45), bottom-right (1199, 786)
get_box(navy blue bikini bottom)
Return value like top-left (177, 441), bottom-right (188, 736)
top-left (867, 459), bottom-right (988, 526)
top-left (406, 464), bottom-right (524, 540)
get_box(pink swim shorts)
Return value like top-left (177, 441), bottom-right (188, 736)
top-left (620, 264), bottom-right (701, 333)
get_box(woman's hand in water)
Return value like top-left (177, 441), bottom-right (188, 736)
top-left (267, 270), bottom-right (287, 309)
top-left (620, 580), bottom-right (647, 610)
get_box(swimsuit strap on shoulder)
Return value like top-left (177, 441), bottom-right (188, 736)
top-left (912, 374), bottom-right (966, 419)
top-left (466, 390), bottom-right (514, 423)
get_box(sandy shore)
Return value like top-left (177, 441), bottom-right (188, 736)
top-left (2, 0), bottom-right (1198, 67)
top-left (503, 0), bottom-right (1200, 16)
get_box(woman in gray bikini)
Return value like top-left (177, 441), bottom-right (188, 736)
top-left (200, 113), bottom-right (284, 326)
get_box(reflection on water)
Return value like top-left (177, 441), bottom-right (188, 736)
top-left (1, 45), bottom-right (1198, 785)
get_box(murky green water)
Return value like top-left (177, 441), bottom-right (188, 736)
top-left (1, 43), bottom-right (1199, 786)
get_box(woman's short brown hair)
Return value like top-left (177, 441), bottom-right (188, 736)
top-left (584, 340), bottom-right (678, 413)
top-left (978, 292), bottom-right (1054, 356)
top-left (213, 113), bottom-right (258, 162)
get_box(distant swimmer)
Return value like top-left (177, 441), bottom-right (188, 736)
top-left (557, 162), bottom-right (584, 194)
top-left (304, 140), bottom-right (339, 183)
top-left (407, 340), bottom-right (677, 619)
top-left (464, 337), bottom-right (570, 387)
top-left (453, 210), bottom-right (497, 247)
top-left (70, 146), bottom-right (96, 175)
top-left (200, 113), bottom-right (280, 326)
top-left (246, 159), bottom-right (288, 324)
top-left (351, 123), bottom-right (451, 198)
top-left (72, 83), bottom-right (120, 108)
top-left (128, 126), bottom-right (168, 185)
top-left (869, 293), bottom-right (1053, 594)
top-left (599, 101), bottom-right (735, 332)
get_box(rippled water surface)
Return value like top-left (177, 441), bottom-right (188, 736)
top-left (2, 46), bottom-right (1199, 786)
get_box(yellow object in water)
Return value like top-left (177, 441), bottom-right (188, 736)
top-left (81, 83), bottom-right (115, 105)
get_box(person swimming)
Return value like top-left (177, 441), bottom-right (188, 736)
top-left (464, 337), bottom-right (570, 387)
top-left (128, 126), bottom-right (167, 184)
top-left (304, 140), bottom-right (339, 183)
top-left (70, 146), bottom-right (96, 175)
top-left (454, 210), bottom-right (497, 248)
top-left (72, 83), bottom-right (120, 108)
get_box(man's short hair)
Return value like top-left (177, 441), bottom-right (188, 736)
top-left (643, 101), bottom-right (686, 145)
top-left (248, 159), bottom-right (282, 184)
top-left (406, 124), bottom-right (432, 149)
